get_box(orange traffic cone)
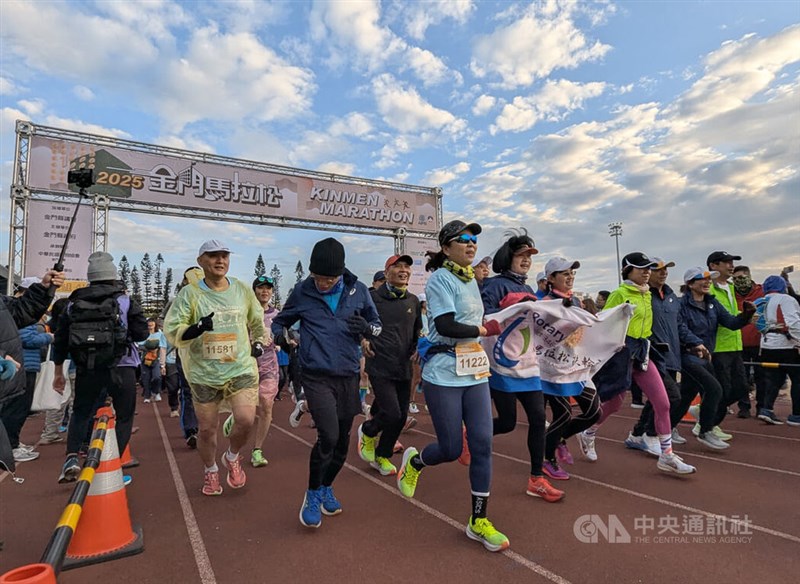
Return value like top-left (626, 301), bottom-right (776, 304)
top-left (62, 411), bottom-right (143, 570)
top-left (0, 563), bottom-right (56, 584)
top-left (682, 395), bottom-right (702, 423)
top-left (120, 444), bottom-right (139, 469)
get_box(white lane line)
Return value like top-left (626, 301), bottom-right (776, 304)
top-left (273, 424), bottom-right (573, 584)
top-left (593, 436), bottom-right (800, 478)
top-left (152, 403), bottom-right (217, 584)
top-left (609, 413), bottom-right (800, 442)
top-left (408, 427), bottom-right (800, 544)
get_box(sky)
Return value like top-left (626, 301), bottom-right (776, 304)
top-left (1, 0), bottom-right (798, 298)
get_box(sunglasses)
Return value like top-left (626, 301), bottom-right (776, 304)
top-left (448, 234), bottom-right (478, 245)
top-left (255, 276), bottom-right (274, 285)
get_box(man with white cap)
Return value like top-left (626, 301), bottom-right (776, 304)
top-left (164, 241), bottom-right (267, 496)
top-left (534, 271), bottom-right (548, 299)
top-left (473, 256), bottom-right (493, 288)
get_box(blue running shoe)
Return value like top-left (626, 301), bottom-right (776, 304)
top-left (787, 414), bottom-right (800, 427)
top-left (319, 485), bottom-right (342, 516)
top-left (299, 489), bottom-right (322, 528)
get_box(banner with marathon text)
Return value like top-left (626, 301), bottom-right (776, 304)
top-left (480, 300), bottom-right (634, 395)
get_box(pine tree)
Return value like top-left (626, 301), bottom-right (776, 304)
top-left (154, 254), bottom-right (164, 314)
top-left (130, 266), bottom-right (142, 307)
top-left (269, 264), bottom-right (282, 308)
top-left (163, 268), bottom-right (173, 307)
top-left (140, 254), bottom-right (154, 314)
top-left (118, 255), bottom-right (131, 290)
top-left (295, 260), bottom-right (305, 284)
top-left (254, 254), bottom-right (266, 278)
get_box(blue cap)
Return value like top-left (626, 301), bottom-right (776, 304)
top-left (763, 275), bottom-right (787, 294)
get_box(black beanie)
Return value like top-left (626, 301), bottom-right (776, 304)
top-left (309, 238), bottom-right (345, 277)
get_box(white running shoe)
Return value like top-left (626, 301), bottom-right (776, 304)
top-left (13, 447), bottom-right (40, 463)
top-left (408, 402), bottom-right (420, 414)
top-left (289, 400), bottom-right (307, 428)
top-left (624, 432), bottom-right (659, 457)
top-left (577, 431), bottom-right (597, 462)
top-left (642, 435), bottom-right (662, 458)
top-left (657, 453), bottom-right (696, 475)
top-left (671, 428), bottom-right (687, 444)
top-left (154, 393), bottom-right (162, 402)
top-left (697, 432), bottom-right (730, 450)
top-left (688, 404), bottom-right (701, 421)
top-left (691, 423), bottom-right (701, 437)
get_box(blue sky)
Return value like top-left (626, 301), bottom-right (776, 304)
top-left (1, 0), bottom-right (798, 297)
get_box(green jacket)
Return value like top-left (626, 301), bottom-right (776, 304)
top-left (709, 281), bottom-right (742, 352)
top-left (604, 283), bottom-right (652, 339)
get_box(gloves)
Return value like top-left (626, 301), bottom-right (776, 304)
top-left (741, 300), bottom-right (756, 318)
top-left (251, 342), bottom-right (264, 358)
top-left (181, 312), bottom-right (215, 341)
top-left (346, 313), bottom-right (370, 336)
top-left (483, 320), bottom-right (502, 337)
top-left (0, 357), bottom-right (18, 381)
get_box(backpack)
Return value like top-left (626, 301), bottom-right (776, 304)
top-left (753, 296), bottom-right (788, 337)
top-left (68, 293), bottom-right (129, 370)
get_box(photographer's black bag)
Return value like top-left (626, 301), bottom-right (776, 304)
top-left (68, 293), bottom-right (129, 370)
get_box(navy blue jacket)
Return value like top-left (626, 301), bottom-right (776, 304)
top-left (20, 324), bottom-right (52, 373)
top-left (649, 284), bottom-right (683, 373)
top-left (678, 293), bottom-right (749, 353)
top-left (271, 269), bottom-right (381, 376)
top-left (481, 273), bottom-right (535, 315)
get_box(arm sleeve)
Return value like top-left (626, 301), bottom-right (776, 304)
top-left (127, 298), bottom-right (150, 342)
top-left (4, 284), bottom-right (51, 329)
top-left (360, 286), bottom-right (382, 337)
top-left (713, 298), bottom-right (749, 331)
top-left (271, 286), bottom-right (301, 340)
top-left (602, 289), bottom-right (625, 311)
top-left (434, 313), bottom-right (481, 339)
top-left (163, 288), bottom-right (195, 348)
top-left (52, 309), bottom-right (71, 365)
top-left (245, 284), bottom-right (267, 345)
top-left (780, 296), bottom-right (800, 341)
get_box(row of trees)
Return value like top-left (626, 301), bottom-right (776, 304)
top-left (253, 254), bottom-right (306, 309)
top-left (118, 254), bottom-right (173, 317)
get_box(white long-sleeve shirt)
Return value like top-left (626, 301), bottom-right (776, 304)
top-left (760, 293), bottom-right (800, 350)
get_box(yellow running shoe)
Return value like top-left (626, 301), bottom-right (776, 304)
top-left (370, 456), bottom-right (397, 476)
top-left (357, 423), bottom-right (377, 462)
top-left (466, 516), bottom-right (510, 552)
top-left (397, 447), bottom-right (422, 498)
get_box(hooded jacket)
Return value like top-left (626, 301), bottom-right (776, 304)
top-left (20, 324), bottom-right (52, 373)
top-left (272, 269), bottom-right (381, 376)
top-left (365, 284), bottom-right (421, 380)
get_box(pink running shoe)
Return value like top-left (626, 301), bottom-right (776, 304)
top-left (222, 454), bottom-right (247, 489)
top-left (555, 442), bottom-right (574, 465)
top-left (202, 470), bottom-right (223, 496)
top-left (542, 460), bottom-right (569, 480)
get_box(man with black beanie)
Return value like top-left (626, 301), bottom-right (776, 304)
top-left (272, 237), bottom-right (381, 529)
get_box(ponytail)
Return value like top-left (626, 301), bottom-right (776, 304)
top-left (425, 250), bottom-right (447, 272)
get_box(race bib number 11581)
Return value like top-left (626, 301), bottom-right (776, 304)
top-left (202, 333), bottom-right (238, 362)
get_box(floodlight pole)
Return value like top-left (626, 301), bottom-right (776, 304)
top-left (608, 222), bottom-right (623, 285)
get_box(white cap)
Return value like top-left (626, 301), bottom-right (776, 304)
top-left (198, 240), bottom-right (232, 256)
top-left (545, 257), bottom-right (581, 277)
top-left (684, 267), bottom-right (720, 282)
top-left (650, 257), bottom-right (676, 270)
top-left (535, 271), bottom-right (546, 282)
top-left (19, 276), bottom-right (42, 289)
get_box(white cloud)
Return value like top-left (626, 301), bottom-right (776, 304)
top-left (17, 99), bottom-right (46, 117)
top-left (471, 2), bottom-right (612, 88)
top-left (472, 94), bottom-right (497, 115)
top-left (372, 74), bottom-right (465, 133)
top-left (423, 161), bottom-right (471, 186)
top-left (317, 161), bottom-right (356, 175)
top-left (0, 77), bottom-right (19, 95)
top-left (491, 79), bottom-right (607, 133)
top-left (329, 113), bottom-right (373, 137)
top-left (399, 0), bottom-right (474, 40)
top-left (72, 86), bottom-right (95, 101)
top-left (405, 47), bottom-right (453, 87)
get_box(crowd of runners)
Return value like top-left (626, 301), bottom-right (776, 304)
top-left (2, 221), bottom-right (798, 554)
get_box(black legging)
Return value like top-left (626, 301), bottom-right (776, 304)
top-left (677, 356), bottom-right (723, 434)
top-left (545, 386), bottom-right (601, 461)
top-left (491, 389), bottom-right (545, 476)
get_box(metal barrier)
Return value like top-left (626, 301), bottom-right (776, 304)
top-left (743, 361), bottom-right (800, 368)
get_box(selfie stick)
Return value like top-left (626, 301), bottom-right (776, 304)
top-left (48, 187), bottom-right (89, 297)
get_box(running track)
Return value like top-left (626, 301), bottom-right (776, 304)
top-left (2, 395), bottom-right (798, 583)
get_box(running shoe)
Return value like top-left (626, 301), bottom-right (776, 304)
top-left (457, 426), bottom-right (471, 466)
top-left (577, 431), bottom-right (597, 462)
top-left (202, 470), bottom-right (223, 496)
top-left (657, 453), bottom-right (696, 475)
top-left (711, 426), bottom-right (733, 441)
top-left (408, 402), bottom-right (419, 414)
top-left (123, 475), bottom-right (132, 486)
top-left (289, 400), bottom-right (307, 428)
top-left (402, 417), bottom-right (417, 433)
top-left (787, 414), bottom-right (800, 427)
top-left (555, 442), bottom-right (574, 465)
top-left (397, 447), bottom-right (422, 498)
top-left (12, 447), bottom-right (39, 463)
top-left (465, 516), bottom-right (510, 552)
top-left (624, 432), bottom-right (659, 457)
top-left (186, 434), bottom-right (198, 449)
top-left (688, 404), bottom-right (701, 421)
top-left (671, 428), bottom-right (687, 445)
top-left (757, 409), bottom-right (784, 425)
top-left (58, 455), bottom-right (81, 483)
top-left (58, 424), bottom-right (68, 433)
top-left (542, 459), bottom-right (569, 480)
top-left (299, 489), bottom-right (322, 527)
top-left (393, 441), bottom-right (404, 453)
top-left (170, 410), bottom-right (179, 418)
top-left (526, 476), bottom-right (565, 502)
top-left (154, 393), bottom-right (162, 402)
top-left (357, 424), bottom-right (376, 462)
top-left (697, 432), bottom-right (729, 450)
top-left (39, 434), bottom-right (64, 444)
top-left (251, 449), bottom-right (268, 467)
top-left (362, 402), bottom-right (371, 417)
top-left (370, 456), bottom-right (397, 476)
top-left (737, 409), bottom-right (751, 419)
top-left (18, 442), bottom-right (35, 452)
top-left (143, 398), bottom-right (151, 404)
top-left (630, 401), bottom-right (645, 409)
top-left (691, 423), bottom-right (701, 437)
top-left (222, 413), bottom-right (234, 438)
top-left (319, 485), bottom-right (342, 516)
top-left (221, 453), bottom-right (247, 489)
top-left (643, 435), bottom-right (662, 457)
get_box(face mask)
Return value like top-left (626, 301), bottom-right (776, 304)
top-left (733, 275), bottom-right (752, 295)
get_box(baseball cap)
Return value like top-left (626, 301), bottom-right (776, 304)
top-left (373, 271), bottom-right (386, 283)
top-left (707, 251), bottom-right (742, 265)
top-left (385, 254), bottom-right (413, 271)
top-left (198, 240), bottom-right (232, 256)
top-left (684, 267), bottom-right (720, 282)
top-left (545, 257), bottom-right (581, 277)
top-left (19, 276), bottom-right (42, 289)
top-left (535, 271), bottom-right (546, 282)
top-left (621, 252), bottom-right (658, 270)
top-left (472, 255), bottom-right (493, 268)
top-left (252, 275), bottom-right (275, 289)
top-left (650, 257), bottom-right (676, 270)
top-left (438, 220), bottom-right (482, 246)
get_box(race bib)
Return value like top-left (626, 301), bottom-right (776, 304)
top-left (202, 333), bottom-right (238, 362)
top-left (455, 342), bottom-right (490, 379)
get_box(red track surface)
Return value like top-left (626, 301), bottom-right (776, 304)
top-left (2, 395), bottom-right (798, 583)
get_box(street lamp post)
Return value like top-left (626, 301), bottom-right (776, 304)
top-left (608, 222), bottom-right (623, 285)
